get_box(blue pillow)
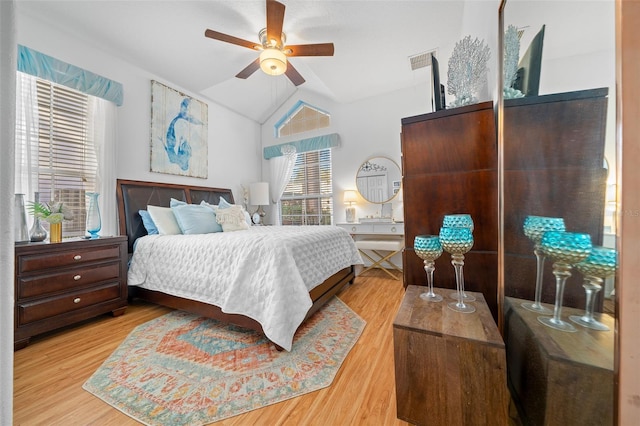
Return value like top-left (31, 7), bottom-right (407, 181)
top-left (170, 198), bottom-right (187, 208)
top-left (218, 197), bottom-right (233, 209)
top-left (171, 204), bottom-right (222, 234)
top-left (139, 210), bottom-right (158, 235)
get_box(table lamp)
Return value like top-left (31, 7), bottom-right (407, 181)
top-left (344, 190), bottom-right (358, 223)
top-left (250, 182), bottom-right (270, 225)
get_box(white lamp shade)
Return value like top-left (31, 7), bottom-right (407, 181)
top-left (250, 182), bottom-right (270, 206)
top-left (343, 190), bottom-right (358, 205)
top-left (260, 48), bottom-right (287, 76)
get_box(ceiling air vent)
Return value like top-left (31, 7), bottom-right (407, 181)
top-left (409, 50), bottom-right (436, 71)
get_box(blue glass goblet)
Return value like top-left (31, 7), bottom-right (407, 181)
top-left (569, 246), bottom-right (617, 331)
top-left (439, 226), bottom-right (475, 313)
top-left (442, 214), bottom-right (474, 232)
top-left (522, 216), bottom-right (566, 314)
top-left (443, 214), bottom-right (476, 302)
top-left (539, 231), bottom-right (592, 332)
top-left (414, 235), bottom-right (444, 302)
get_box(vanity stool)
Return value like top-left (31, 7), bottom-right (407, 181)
top-left (355, 238), bottom-right (404, 280)
top-left (336, 222), bottom-right (405, 280)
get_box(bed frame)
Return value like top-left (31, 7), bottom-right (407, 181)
top-left (116, 179), bottom-right (356, 346)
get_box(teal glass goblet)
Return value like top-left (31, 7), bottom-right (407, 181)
top-left (539, 231), bottom-right (592, 332)
top-left (569, 246), bottom-right (617, 331)
top-left (439, 226), bottom-right (475, 314)
top-left (442, 214), bottom-right (474, 232)
top-left (443, 214), bottom-right (476, 302)
top-left (414, 235), bottom-right (444, 302)
top-left (522, 216), bottom-right (566, 314)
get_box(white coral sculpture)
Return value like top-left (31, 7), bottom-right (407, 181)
top-left (447, 35), bottom-right (491, 107)
top-left (504, 25), bottom-right (524, 99)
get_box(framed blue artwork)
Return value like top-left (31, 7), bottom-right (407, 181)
top-left (150, 80), bottom-right (208, 178)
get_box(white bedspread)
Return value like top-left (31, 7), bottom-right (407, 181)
top-left (128, 225), bottom-right (362, 351)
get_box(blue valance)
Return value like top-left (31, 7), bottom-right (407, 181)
top-left (17, 45), bottom-right (123, 106)
top-left (263, 133), bottom-right (340, 159)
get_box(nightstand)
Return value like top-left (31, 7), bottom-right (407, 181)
top-left (14, 236), bottom-right (128, 350)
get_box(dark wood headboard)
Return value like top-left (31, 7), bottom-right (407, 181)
top-left (116, 179), bottom-right (235, 253)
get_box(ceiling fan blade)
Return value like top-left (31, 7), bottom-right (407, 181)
top-left (266, 0), bottom-right (286, 46)
top-left (205, 29), bottom-right (260, 50)
top-left (235, 59), bottom-right (261, 79)
top-left (285, 61), bottom-right (305, 86)
top-left (285, 43), bottom-right (335, 57)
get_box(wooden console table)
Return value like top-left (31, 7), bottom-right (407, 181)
top-left (393, 285), bottom-right (508, 425)
top-left (504, 297), bottom-right (614, 425)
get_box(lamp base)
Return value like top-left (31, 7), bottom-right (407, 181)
top-left (252, 205), bottom-right (266, 225)
top-left (346, 206), bottom-right (356, 223)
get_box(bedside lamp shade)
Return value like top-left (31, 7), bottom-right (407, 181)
top-left (344, 190), bottom-right (358, 223)
top-left (250, 182), bottom-right (270, 225)
top-left (250, 182), bottom-right (270, 206)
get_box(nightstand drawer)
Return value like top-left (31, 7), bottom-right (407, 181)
top-left (18, 262), bottom-right (121, 299)
top-left (18, 245), bottom-right (121, 273)
top-left (17, 282), bottom-right (123, 325)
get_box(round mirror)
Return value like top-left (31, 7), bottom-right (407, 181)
top-left (356, 157), bottom-right (402, 204)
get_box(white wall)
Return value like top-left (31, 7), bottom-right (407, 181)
top-left (260, 83), bottom-right (431, 225)
top-left (15, 10), bottom-right (262, 210)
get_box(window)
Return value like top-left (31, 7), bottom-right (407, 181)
top-left (280, 149), bottom-right (333, 225)
top-left (276, 102), bottom-right (330, 137)
top-left (17, 74), bottom-right (97, 236)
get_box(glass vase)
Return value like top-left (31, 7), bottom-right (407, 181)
top-left (86, 192), bottom-right (102, 239)
top-left (14, 194), bottom-right (30, 242)
top-left (29, 192), bottom-right (47, 242)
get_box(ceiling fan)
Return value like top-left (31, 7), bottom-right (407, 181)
top-left (204, 0), bottom-right (334, 86)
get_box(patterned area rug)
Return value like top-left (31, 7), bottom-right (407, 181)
top-left (83, 297), bottom-right (365, 425)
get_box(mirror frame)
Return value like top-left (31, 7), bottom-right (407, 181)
top-left (355, 156), bottom-right (402, 204)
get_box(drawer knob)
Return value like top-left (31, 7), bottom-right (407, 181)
top-left (73, 298), bottom-right (81, 304)
top-left (391, 227), bottom-right (397, 232)
top-left (73, 255), bottom-right (82, 261)
top-left (351, 227), bottom-right (357, 232)
top-left (73, 275), bottom-right (81, 281)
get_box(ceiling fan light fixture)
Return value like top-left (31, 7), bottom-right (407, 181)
top-left (260, 48), bottom-right (287, 76)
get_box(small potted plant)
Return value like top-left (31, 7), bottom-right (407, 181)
top-left (28, 199), bottom-right (74, 243)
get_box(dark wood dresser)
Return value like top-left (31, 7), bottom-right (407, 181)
top-left (14, 236), bottom-right (128, 350)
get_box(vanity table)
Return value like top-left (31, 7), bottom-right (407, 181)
top-left (336, 221), bottom-right (404, 279)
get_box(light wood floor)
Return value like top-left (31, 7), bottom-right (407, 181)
top-left (14, 270), bottom-right (412, 425)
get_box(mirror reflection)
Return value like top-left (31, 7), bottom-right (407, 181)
top-left (501, 1), bottom-right (616, 425)
top-left (356, 157), bottom-right (402, 204)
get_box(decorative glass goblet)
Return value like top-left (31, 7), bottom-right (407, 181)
top-left (414, 235), bottom-right (444, 302)
top-left (538, 231), bottom-right (592, 332)
top-left (442, 214), bottom-right (474, 232)
top-left (522, 216), bottom-right (566, 314)
top-left (569, 246), bottom-right (617, 331)
top-left (439, 226), bottom-right (475, 314)
top-left (443, 214), bottom-right (476, 302)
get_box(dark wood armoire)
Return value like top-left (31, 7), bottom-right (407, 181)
top-left (400, 88), bottom-right (609, 320)
top-left (401, 101), bottom-right (499, 317)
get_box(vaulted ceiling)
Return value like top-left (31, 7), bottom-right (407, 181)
top-left (16, 0), bottom-right (467, 123)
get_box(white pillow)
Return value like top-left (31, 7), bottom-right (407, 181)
top-left (147, 205), bottom-right (182, 235)
top-left (215, 205), bottom-right (250, 232)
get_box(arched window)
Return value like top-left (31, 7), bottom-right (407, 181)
top-left (275, 102), bottom-right (333, 225)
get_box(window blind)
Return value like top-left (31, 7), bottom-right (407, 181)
top-left (34, 78), bottom-right (96, 235)
top-left (280, 149), bottom-right (333, 225)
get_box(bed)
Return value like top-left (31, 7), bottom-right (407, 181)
top-left (116, 179), bottom-right (361, 350)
